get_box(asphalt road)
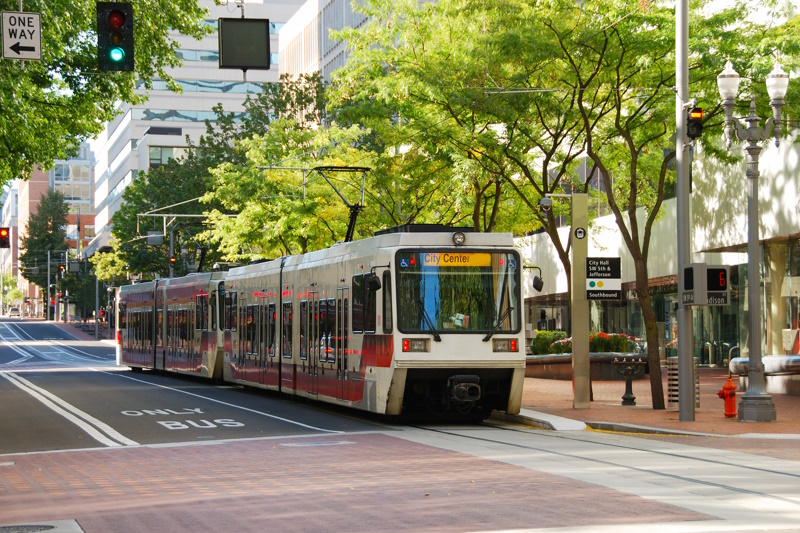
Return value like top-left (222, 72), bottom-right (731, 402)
top-left (0, 318), bottom-right (383, 455)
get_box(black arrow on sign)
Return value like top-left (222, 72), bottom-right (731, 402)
top-left (10, 42), bottom-right (36, 55)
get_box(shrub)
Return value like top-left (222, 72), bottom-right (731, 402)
top-left (589, 332), bottom-right (637, 353)
top-left (530, 330), bottom-right (568, 354)
top-left (533, 331), bottom-right (637, 354)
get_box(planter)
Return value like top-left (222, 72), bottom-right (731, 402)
top-left (525, 352), bottom-right (646, 381)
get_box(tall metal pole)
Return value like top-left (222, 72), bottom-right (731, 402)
top-left (169, 229), bottom-right (175, 278)
top-left (675, 0), bottom-right (695, 420)
top-left (47, 250), bottom-right (51, 321)
top-left (95, 275), bottom-right (100, 341)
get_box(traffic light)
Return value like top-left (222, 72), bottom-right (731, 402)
top-left (169, 256), bottom-right (177, 266)
top-left (0, 227), bottom-right (9, 248)
top-left (686, 107), bottom-right (704, 139)
top-left (97, 2), bottom-right (134, 71)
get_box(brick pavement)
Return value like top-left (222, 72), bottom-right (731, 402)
top-left (0, 433), bottom-right (711, 532)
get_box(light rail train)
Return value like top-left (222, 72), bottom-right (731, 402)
top-left (115, 225), bottom-right (526, 420)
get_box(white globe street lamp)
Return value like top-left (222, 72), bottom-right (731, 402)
top-left (717, 60), bottom-right (791, 422)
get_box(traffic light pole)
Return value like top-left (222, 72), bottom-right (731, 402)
top-left (676, 0), bottom-right (695, 421)
top-left (46, 250), bottom-right (51, 321)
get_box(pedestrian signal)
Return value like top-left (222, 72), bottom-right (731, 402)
top-left (687, 107), bottom-right (704, 140)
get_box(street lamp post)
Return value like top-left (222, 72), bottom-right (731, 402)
top-left (717, 60), bottom-right (790, 422)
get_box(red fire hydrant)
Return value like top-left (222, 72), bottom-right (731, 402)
top-left (718, 378), bottom-right (737, 418)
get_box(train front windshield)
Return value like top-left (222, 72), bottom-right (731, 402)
top-left (396, 250), bottom-right (521, 334)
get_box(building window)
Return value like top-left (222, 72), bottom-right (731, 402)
top-left (149, 146), bottom-right (186, 168)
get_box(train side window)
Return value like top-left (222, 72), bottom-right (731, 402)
top-left (196, 294), bottom-right (208, 331)
top-left (246, 305), bottom-right (257, 355)
top-left (210, 293), bottom-right (217, 331)
top-left (300, 300), bottom-right (308, 360)
top-left (382, 271), bottom-right (393, 334)
top-left (344, 297), bottom-right (349, 355)
top-left (282, 302), bottom-right (293, 358)
top-left (119, 303), bottom-right (127, 329)
top-left (325, 298), bottom-right (336, 362)
top-left (351, 274), bottom-right (364, 334)
top-left (365, 279), bottom-right (377, 334)
top-left (226, 291), bottom-right (238, 332)
top-left (268, 303), bottom-right (276, 357)
top-left (224, 292), bottom-right (231, 331)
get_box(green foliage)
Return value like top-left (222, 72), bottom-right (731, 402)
top-left (0, 0), bottom-right (210, 188)
top-left (6, 287), bottom-right (23, 306)
top-left (19, 189), bottom-right (69, 290)
top-left (530, 330), bottom-right (568, 355)
top-left (97, 74), bottom-right (337, 276)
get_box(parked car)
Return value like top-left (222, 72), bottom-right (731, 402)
top-left (7, 306), bottom-right (20, 317)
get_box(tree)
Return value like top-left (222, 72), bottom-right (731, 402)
top-left (327, 0), bottom-right (800, 409)
top-left (19, 189), bottom-right (70, 292)
top-left (95, 74), bottom-right (333, 276)
top-left (0, 0), bottom-right (210, 187)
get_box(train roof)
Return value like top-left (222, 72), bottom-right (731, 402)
top-left (117, 271), bottom-right (227, 295)
top-left (224, 228), bottom-right (515, 281)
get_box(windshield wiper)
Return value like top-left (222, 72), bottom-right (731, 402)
top-left (417, 298), bottom-right (442, 342)
top-left (482, 306), bottom-right (513, 342)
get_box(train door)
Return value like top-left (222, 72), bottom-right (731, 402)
top-left (242, 303), bottom-right (259, 383)
top-left (281, 296), bottom-right (295, 391)
top-left (257, 294), bottom-right (268, 385)
top-left (233, 293), bottom-right (247, 380)
top-left (154, 284), bottom-right (166, 370)
top-left (336, 287), bottom-right (349, 400)
top-left (307, 291), bottom-right (320, 397)
top-left (263, 294), bottom-right (280, 388)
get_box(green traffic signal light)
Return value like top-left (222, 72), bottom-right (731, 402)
top-left (97, 2), bottom-right (134, 71)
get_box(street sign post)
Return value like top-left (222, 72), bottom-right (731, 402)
top-left (2, 11), bottom-right (41, 61)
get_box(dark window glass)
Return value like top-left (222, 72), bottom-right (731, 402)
top-left (352, 274), bottom-right (364, 333)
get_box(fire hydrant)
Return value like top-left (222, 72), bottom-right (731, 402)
top-left (717, 378), bottom-right (737, 418)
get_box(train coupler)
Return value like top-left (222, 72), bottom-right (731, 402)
top-left (448, 375), bottom-right (481, 402)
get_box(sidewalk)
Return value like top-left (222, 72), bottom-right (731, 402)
top-left (515, 367), bottom-right (800, 437)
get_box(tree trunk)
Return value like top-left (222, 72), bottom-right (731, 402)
top-left (635, 268), bottom-right (665, 409)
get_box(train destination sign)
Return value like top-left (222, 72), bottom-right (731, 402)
top-left (586, 257), bottom-right (621, 300)
top-left (421, 252), bottom-right (491, 268)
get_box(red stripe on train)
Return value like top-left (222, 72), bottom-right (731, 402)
top-left (362, 335), bottom-right (393, 368)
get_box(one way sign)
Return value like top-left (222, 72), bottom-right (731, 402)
top-left (2, 12), bottom-right (41, 61)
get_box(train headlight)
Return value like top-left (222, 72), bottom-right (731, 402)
top-left (452, 231), bottom-right (466, 246)
top-left (492, 338), bottom-right (518, 352)
top-left (402, 338), bottom-right (429, 352)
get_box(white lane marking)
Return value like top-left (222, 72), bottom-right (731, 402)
top-left (109, 371), bottom-right (344, 434)
top-left (2, 372), bottom-right (139, 447)
top-left (51, 340), bottom-right (115, 360)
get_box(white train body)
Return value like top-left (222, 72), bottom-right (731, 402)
top-left (116, 227), bottom-right (525, 420)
